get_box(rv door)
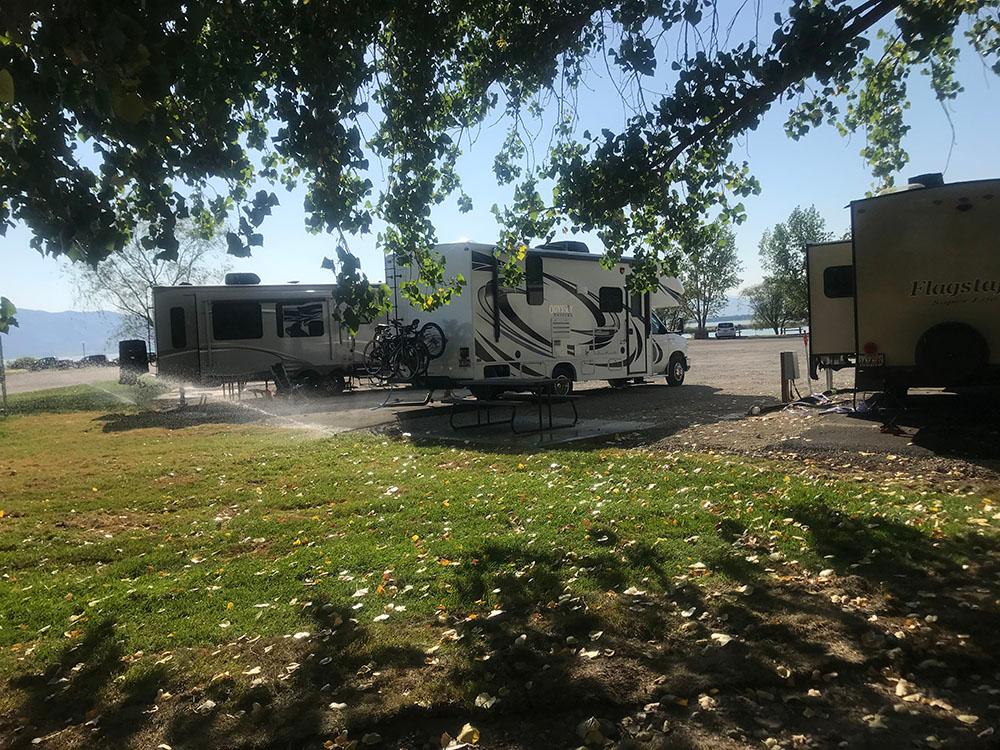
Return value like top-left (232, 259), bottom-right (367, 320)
top-left (807, 241), bottom-right (855, 379)
top-left (626, 287), bottom-right (649, 375)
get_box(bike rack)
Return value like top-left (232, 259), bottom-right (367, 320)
top-left (373, 384), bottom-right (436, 409)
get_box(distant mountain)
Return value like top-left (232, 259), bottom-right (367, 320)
top-left (1, 309), bottom-right (126, 361)
top-left (708, 294), bottom-right (750, 322)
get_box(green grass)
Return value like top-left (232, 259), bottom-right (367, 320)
top-left (1, 380), bottom-right (166, 415)
top-left (1, 404), bottom-right (989, 661)
top-left (0, 393), bottom-right (996, 747)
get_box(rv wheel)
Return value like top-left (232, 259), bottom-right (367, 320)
top-left (915, 322), bottom-right (989, 385)
top-left (552, 365), bottom-right (575, 395)
top-left (294, 370), bottom-right (322, 391)
top-left (324, 373), bottom-right (346, 395)
top-left (666, 354), bottom-right (686, 386)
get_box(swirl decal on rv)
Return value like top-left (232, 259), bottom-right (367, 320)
top-left (475, 283), bottom-right (551, 358)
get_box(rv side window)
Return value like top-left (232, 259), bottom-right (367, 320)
top-left (276, 302), bottom-right (325, 338)
top-left (525, 255), bottom-right (544, 305)
top-left (823, 265), bottom-right (854, 298)
top-left (599, 286), bottom-right (623, 313)
top-left (212, 301), bottom-right (263, 340)
top-left (650, 313), bottom-right (667, 335)
top-left (169, 307), bottom-right (187, 349)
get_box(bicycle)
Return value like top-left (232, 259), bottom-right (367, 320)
top-left (364, 319), bottom-right (446, 383)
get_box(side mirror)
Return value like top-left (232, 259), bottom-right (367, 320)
top-left (676, 318), bottom-right (686, 334)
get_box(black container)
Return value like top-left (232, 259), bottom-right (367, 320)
top-left (118, 339), bottom-right (149, 384)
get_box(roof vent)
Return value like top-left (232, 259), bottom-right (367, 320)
top-left (225, 272), bottom-right (261, 285)
top-left (909, 173), bottom-right (944, 188)
top-left (535, 240), bottom-right (590, 254)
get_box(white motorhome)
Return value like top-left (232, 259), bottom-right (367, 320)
top-left (153, 277), bottom-right (371, 391)
top-left (808, 175), bottom-right (1000, 395)
top-left (386, 241), bottom-right (689, 395)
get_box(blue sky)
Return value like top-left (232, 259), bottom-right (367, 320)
top-left (3, 25), bottom-right (999, 313)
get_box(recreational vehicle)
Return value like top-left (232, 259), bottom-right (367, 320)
top-left (386, 241), bottom-right (689, 396)
top-left (152, 276), bottom-right (371, 391)
top-left (808, 175), bottom-right (1000, 395)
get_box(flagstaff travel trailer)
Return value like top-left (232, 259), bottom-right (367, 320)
top-left (386, 241), bottom-right (689, 395)
top-left (153, 275), bottom-right (371, 391)
top-left (808, 175), bottom-right (1000, 395)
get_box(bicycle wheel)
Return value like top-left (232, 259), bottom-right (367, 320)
top-left (419, 322), bottom-right (446, 359)
top-left (390, 344), bottom-right (422, 382)
top-left (364, 338), bottom-right (387, 378)
top-left (411, 342), bottom-right (431, 377)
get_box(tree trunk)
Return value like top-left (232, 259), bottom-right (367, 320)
top-left (695, 309), bottom-right (709, 340)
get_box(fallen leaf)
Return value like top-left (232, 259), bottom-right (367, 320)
top-left (456, 722), bottom-right (480, 744)
top-left (474, 692), bottom-right (497, 708)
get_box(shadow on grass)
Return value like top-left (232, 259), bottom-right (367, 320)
top-left (6, 619), bottom-right (172, 748)
top-left (4, 504), bottom-right (998, 749)
top-left (96, 401), bottom-right (266, 432)
top-left (397, 384), bottom-right (769, 452)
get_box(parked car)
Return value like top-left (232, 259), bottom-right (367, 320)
top-left (714, 321), bottom-right (738, 339)
top-left (55, 359), bottom-right (75, 369)
top-left (80, 354), bottom-right (110, 367)
top-left (31, 356), bottom-right (59, 370)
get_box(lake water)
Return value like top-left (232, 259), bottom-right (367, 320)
top-left (689, 320), bottom-right (809, 339)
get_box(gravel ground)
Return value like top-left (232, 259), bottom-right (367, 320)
top-left (2, 365), bottom-right (121, 394)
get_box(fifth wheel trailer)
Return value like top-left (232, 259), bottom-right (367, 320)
top-left (808, 176), bottom-right (1000, 394)
top-left (153, 279), bottom-right (372, 390)
top-left (386, 240), bottom-right (689, 394)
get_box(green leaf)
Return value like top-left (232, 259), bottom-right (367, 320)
top-left (112, 90), bottom-right (145, 124)
top-left (0, 69), bottom-right (13, 104)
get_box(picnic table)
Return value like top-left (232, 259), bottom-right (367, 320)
top-left (449, 377), bottom-right (580, 433)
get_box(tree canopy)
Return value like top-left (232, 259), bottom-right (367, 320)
top-left (744, 278), bottom-right (794, 335)
top-left (2, 1), bottom-right (998, 314)
top-left (758, 205), bottom-right (832, 319)
top-left (74, 220), bottom-right (229, 343)
top-left (678, 221), bottom-right (742, 338)
top-left (0, 297), bottom-right (16, 335)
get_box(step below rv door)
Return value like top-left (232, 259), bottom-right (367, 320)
top-left (807, 240), bottom-right (855, 379)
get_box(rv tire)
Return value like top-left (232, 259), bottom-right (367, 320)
top-left (914, 321), bottom-right (989, 385)
top-left (294, 370), bottom-right (322, 391)
top-left (552, 364), bottom-right (575, 395)
top-left (666, 354), bottom-right (686, 386)
top-left (324, 373), bottom-right (346, 395)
